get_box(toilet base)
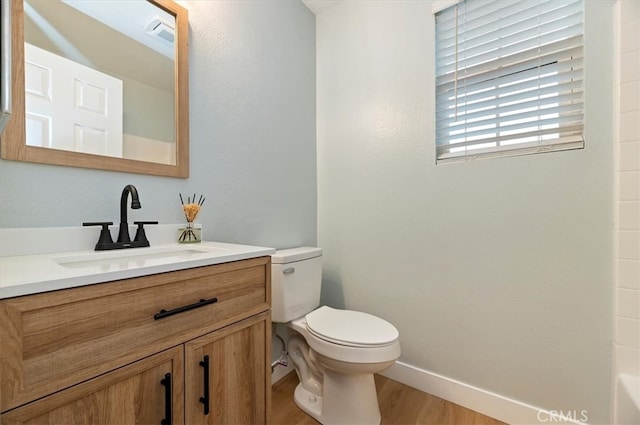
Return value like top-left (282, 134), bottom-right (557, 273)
top-left (286, 317), bottom-right (398, 425)
top-left (293, 368), bottom-right (382, 425)
top-left (294, 382), bottom-right (323, 422)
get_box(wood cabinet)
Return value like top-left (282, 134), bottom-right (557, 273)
top-left (186, 313), bottom-right (269, 425)
top-left (0, 256), bottom-right (271, 425)
top-left (2, 346), bottom-right (184, 425)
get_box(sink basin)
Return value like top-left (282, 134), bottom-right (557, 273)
top-left (52, 245), bottom-right (227, 270)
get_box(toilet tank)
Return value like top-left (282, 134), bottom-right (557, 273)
top-left (271, 247), bottom-right (322, 323)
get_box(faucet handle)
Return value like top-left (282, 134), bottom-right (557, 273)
top-left (83, 222), bottom-right (114, 251)
top-left (133, 221), bottom-right (158, 245)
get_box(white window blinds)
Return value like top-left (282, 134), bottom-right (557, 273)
top-left (435, 0), bottom-right (584, 163)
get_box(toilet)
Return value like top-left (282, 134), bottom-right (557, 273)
top-left (271, 247), bottom-right (401, 425)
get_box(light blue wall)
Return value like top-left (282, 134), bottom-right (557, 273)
top-left (316, 1), bottom-right (613, 423)
top-left (0, 0), bottom-right (317, 250)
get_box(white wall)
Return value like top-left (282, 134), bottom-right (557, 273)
top-left (613, 1), bottom-right (640, 423)
top-left (0, 0), bottom-right (317, 250)
top-left (317, 1), bottom-right (613, 423)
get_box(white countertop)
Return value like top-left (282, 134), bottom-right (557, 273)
top-left (0, 225), bottom-right (275, 299)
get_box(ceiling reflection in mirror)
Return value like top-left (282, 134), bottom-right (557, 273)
top-left (23, 0), bottom-right (176, 165)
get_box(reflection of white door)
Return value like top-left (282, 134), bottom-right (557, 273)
top-left (24, 43), bottom-right (123, 157)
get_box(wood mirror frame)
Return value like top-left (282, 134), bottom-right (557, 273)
top-left (0, 0), bottom-right (189, 178)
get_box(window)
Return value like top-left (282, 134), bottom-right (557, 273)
top-left (434, 0), bottom-right (584, 163)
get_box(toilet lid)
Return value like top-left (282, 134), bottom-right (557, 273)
top-left (305, 306), bottom-right (399, 347)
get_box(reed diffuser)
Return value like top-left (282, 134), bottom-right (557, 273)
top-left (178, 193), bottom-right (205, 243)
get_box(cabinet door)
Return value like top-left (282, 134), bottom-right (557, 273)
top-left (185, 311), bottom-right (271, 425)
top-left (1, 346), bottom-right (184, 425)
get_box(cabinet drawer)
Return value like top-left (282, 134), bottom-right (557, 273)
top-left (0, 256), bottom-right (270, 412)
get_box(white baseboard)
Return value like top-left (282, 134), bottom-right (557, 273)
top-left (380, 361), bottom-right (589, 425)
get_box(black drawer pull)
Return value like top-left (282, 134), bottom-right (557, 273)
top-left (160, 373), bottom-right (172, 425)
top-left (199, 355), bottom-right (210, 415)
top-left (153, 297), bottom-right (218, 320)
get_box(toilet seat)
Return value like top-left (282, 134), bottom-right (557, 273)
top-left (289, 307), bottom-right (401, 364)
top-left (305, 306), bottom-right (399, 348)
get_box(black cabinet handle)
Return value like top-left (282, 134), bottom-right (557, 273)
top-left (160, 373), bottom-right (172, 425)
top-left (199, 355), bottom-right (210, 415)
top-left (153, 297), bottom-right (218, 320)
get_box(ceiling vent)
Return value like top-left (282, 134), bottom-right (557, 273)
top-left (145, 18), bottom-right (174, 44)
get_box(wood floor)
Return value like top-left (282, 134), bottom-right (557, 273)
top-left (271, 372), bottom-right (507, 425)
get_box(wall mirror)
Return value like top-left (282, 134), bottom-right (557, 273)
top-left (0, 0), bottom-right (189, 177)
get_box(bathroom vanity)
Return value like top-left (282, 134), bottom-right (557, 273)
top-left (0, 236), bottom-right (273, 424)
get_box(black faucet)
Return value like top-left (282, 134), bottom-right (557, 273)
top-left (83, 184), bottom-right (158, 251)
top-left (118, 184), bottom-right (141, 243)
